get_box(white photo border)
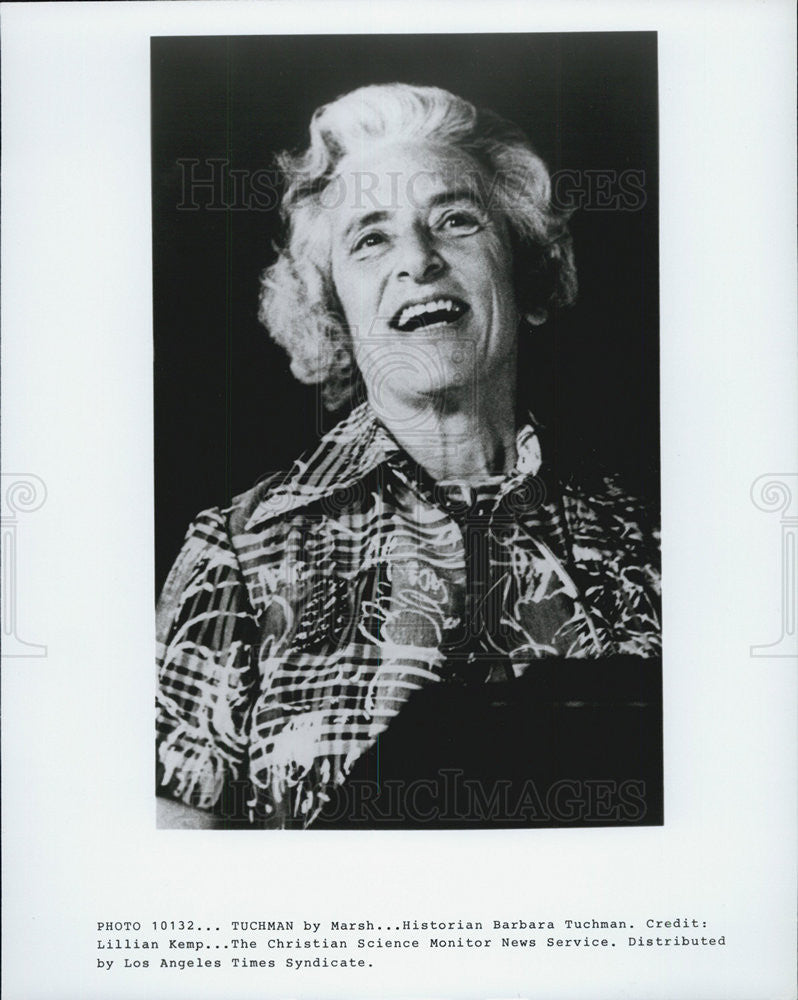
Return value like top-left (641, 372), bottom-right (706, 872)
top-left (1, 2), bottom-right (796, 999)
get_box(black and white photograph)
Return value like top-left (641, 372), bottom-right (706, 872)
top-left (2, 3), bottom-right (796, 999)
top-left (152, 33), bottom-right (663, 830)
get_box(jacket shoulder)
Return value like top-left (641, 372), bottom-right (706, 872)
top-left (561, 470), bottom-right (660, 554)
top-left (223, 470), bottom-right (294, 536)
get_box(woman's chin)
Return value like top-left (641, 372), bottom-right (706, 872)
top-left (381, 372), bottom-right (479, 409)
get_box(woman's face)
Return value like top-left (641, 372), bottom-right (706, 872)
top-left (329, 141), bottom-right (518, 411)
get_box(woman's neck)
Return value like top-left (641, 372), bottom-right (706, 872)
top-left (370, 370), bottom-right (518, 484)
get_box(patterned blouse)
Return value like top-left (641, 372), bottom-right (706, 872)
top-left (156, 401), bottom-right (661, 828)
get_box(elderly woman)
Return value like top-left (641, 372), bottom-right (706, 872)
top-left (156, 83), bottom-right (661, 829)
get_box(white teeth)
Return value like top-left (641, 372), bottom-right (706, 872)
top-left (396, 298), bottom-right (459, 329)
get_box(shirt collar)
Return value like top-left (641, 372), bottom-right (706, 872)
top-left (244, 400), bottom-right (543, 530)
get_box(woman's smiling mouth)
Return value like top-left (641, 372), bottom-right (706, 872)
top-left (390, 297), bottom-right (470, 332)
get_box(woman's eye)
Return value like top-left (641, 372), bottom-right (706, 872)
top-left (438, 211), bottom-right (481, 232)
top-left (352, 231), bottom-right (385, 253)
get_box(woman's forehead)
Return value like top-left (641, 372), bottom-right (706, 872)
top-left (327, 140), bottom-right (489, 219)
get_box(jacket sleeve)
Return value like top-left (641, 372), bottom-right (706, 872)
top-left (156, 507), bottom-right (260, 814)
top-left (562, 474), bottom-right (662, 656)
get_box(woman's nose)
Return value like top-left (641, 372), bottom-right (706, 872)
top-left (395, 227), bottom-right (446, 283)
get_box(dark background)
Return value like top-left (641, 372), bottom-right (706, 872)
top-left (152, 33), bottom-right (659, 591)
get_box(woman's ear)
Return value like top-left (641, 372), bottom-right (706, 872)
top-left (511, 234), bottom-right (551, 330)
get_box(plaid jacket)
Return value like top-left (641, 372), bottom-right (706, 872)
top-left (156, 402), bottom-right (661, 827)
